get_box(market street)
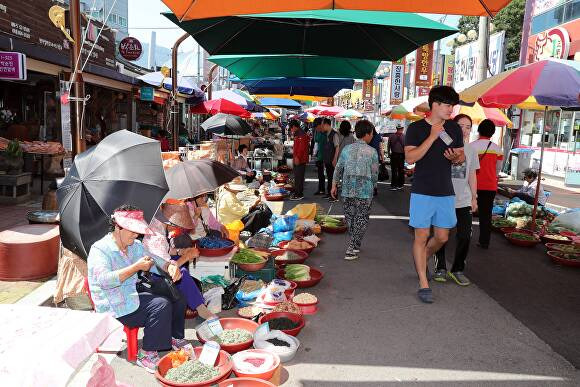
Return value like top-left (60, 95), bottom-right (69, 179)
top-left (108, 172), bottom-right (580, 386)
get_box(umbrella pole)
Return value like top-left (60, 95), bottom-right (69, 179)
top-left (531, 106), bottom-right (548, 232)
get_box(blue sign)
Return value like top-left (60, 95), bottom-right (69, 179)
top-left (140, 86), bottom-right (154, 102)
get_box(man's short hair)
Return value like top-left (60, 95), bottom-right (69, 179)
top-left (312, 117), bottom-right (323, 127)
top-left (238, 144), bottom-right (248, 153)
top-left (523, 168), bottom-right (538, 180)
top-left (477, 119), bottom-right (496, 137)
top-left (288, 120), bottom-right (301, 130)
top-left (322, 118), bottom-right (331, 126)
top-left (428, 85), bottom-right (459, 109)
top-left (354, 119), bottom-right (374, 139)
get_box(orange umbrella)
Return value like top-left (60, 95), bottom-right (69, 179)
top-left (162, 0), bottom-right (511, 21)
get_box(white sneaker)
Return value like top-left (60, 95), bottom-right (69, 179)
top-left (344, 253), bottom-right (359, 261)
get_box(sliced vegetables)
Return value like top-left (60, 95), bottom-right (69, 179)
top-left (284, 264), bottom-right (311, 281)
top-left (232, 248), bottom-right (266, 264)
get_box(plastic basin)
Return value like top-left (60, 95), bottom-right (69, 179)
top-left (292, 297), bottom-right (319, 315)
top-left (547, 250), bottom-right (580, 267)
top-left (196, 318), bottom-right (259, 354)
top-left (218, 377), bottom-right (277, 387)
top-left (155, 346), bottom-right (233, 387)
top-left (505, 232), bottom-right (540, 247)
top-left (232, 349), bottom-right (280, 380)
top-left (235, 258), bottom-right (267, 272)
top-left (265, 194), bottom-right (286, 201)
top-left (271, 249), bottom-right (309, 265)
top-left (277, 267), bottom-right (323, 288)
top-left (278, 240), bottom-right (315, 254)
top-left (540, 234), bottom-right (572, 245)
top-left (259, 312), bottom-right (305, 337)
top-left (196, 239), bottom-right (236, 257)
top-left (321, 224), bottom-right (347, 234)
top-left (545, 243), bottom-right (580, 254)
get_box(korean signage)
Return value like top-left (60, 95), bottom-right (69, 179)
top-left (533, 27), bottom-right (570, 62)
top-left (417, 87), bottom-right (430, 97)
top-left (414, 43), bottom-right (434, 87)
top-left (362, 79), bottom-right (374, 112)
top-left (442, 54), bottom-right (455, 87)
top-left (453, 31), bottom-right (505, 92)
top-left (390, 62), bottom-right (405, 105)
top-left (0, 51), bottom-right (26, 80)
top-left (140, 86), bottom-right (154, 102)
top-left (533, 0), bottom-right (565, 16)
top-left (59, 81), bottom-right (73, 152)
top-left (119, 37), bottom-right (143, 61)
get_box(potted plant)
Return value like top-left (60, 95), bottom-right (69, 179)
top-left (2, 139), bottom-right (24, 174)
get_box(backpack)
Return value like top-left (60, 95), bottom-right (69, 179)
top-left (323, 130), bottom-right (337, 165)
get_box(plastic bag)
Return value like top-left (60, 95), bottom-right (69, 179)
top-left (203, 287), bottom-right (225, 314)
top-left (492, 203), bottom-right (507, 216)
top-left (272, 214), bottom-right (298, 233)
top-left (550, 210), bottom-right (580, 234)
top-left (246, 233), bottom-right (274, 249)
top-left (201, 275), bottom-right (230, 288)
top-left (287, 204), bottom-right (317, 220)
top-left (272, 231), bottom-right (294, 246)
top-left (302, 234), bottom-right (320, 247)
top-left (253, 329), bottom-right (299, 356)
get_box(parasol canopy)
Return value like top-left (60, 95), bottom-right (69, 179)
top-left (201, 113), bottom-right (253, 136)
top-left (191, 98), bottom-right (251, 118)
top-left (165, 160), bottom-right (240, 200)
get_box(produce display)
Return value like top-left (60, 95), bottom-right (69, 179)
top-left (315, 215), bottom-right (344, 228)
top-left (286, 240), bottom-right (313, 250)
top-left (232, 350), bottom-right (276, 374)
top-left (216, 328), bottom-right (253, 345)
top-left (232, 248), bottom-right (266, 264)
top-left (238, 306), bottom-right (263, 318)
top-left (272, 301), bottom-right (302, 314)
top-left (198, 236), bottom-right (233, 249)
top-left (284, 264), bottom-right (311, 281)
top-left (240, 280), bottom-right (265, 294)
top-left (293, 293), bottom-right (317, 304)
top-left (267, 317), bottom-right (300, 330)
top-left (508, 232), bottom-right (539, 241)
top-left (275, 251), bottom-right (303, 262)
top-left (165, 360), bottom-right (220, 383)
top-left (550, 251), bottom-right (580, 261)
top-left (549, 244), bottom-right (580, 254)
top-left (267, 338), bottom-right (291, 347)
top-left (491, 218), bottom-right (516, 228)
top-left (167, 349), bottom-right (189, 368)
top-left (542, 234), bottom-right (570, 241)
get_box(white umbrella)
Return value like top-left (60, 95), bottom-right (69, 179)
top-left (138, 72), bottom-right (203, 96)
top-left (212, 89), bottom-right (250, 107)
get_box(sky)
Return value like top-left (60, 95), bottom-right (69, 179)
top-left (128, 0), bottom-right (461, 54)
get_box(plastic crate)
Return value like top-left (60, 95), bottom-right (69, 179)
top-left (233, 257), bottom-right (276, 282)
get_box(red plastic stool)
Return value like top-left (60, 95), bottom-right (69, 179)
top-left (84, 277), bottom-right (139, 362)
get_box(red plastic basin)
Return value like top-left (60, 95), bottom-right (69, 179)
top-left (196, 318), bottom-right (259, 354)
top-left (271, 249), bottom-right (309, 265)
top-left (155, 346), bottom-right (233, 387)
top-left (547, 250), bottom-right (580, 267)
top-left (259, 312), bottom-right (305, 337)
top-left (505, 232), bottom-right (541, 247)
top-left (277, 266), bottom-right (323, 288)
top-left (196, 239), bottom-right (236, 257)
top-left (278, 240), bottom-right (315, 254)
top-left (218, 377), bottom-right (276, 387)
top-left (232, 349), bottom-right (280, 380)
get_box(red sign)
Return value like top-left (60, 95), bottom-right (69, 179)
top-left (0, 52), bottom-right (26, 80)
top-left (415, 43), bottom-right (434, 87)
top-left (119, 37), bottom-right (143, 61)
top-left (362, 79), bottom-right (374, 111)
top-left (417, 87), bottom-right (430, 96)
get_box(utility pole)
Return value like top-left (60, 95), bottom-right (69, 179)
top-left (69, 0), bottom-right (85, 156)
top-left (478, 16), bottom-right (490, 82)
top-left (519, 0), bottom-right (536, 65)
top-left (433, 15), bottom-right (448, 86)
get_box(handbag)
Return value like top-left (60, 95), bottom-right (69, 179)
top-left (136, 264), bottom-right (181, 302)
top-left (378, 162), bottom-right (390, 181)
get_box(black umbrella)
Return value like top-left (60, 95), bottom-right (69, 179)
top-left (165, 159), bottom-right (240, 200)
top-left (57, 130), bottom-right (169, 259)
top-left (201, 113), bottom-right (252, 136)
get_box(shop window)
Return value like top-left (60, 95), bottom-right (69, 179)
top-left (566, 0), bottom-right (580, 20)
top-left (531, 0), bottom-right (579, 34)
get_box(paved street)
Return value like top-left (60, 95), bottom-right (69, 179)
top-left (111, 169), bottom-right (580, 386)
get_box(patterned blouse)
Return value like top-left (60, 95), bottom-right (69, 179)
top-left (332, 139), bottom-right (379, 199)
top-left (87, 233), bottom-right (166, 318)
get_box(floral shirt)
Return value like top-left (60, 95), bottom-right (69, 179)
top-left (87, 233), bottom-right (165, 318)
top-left (332, 139), bottom-right (379, 199)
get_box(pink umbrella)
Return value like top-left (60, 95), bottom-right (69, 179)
top-left (317, 106), bottom-right (346, 117)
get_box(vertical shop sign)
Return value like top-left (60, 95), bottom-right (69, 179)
top-left (140, 86), bottom-right (154, 101)
top-left (417, 87), bottom-right (430, 97)
top-left (442, 55), bottom-right (455, 87)
top-left (59, 81), bottom-right (73, 153)
top-left (0, 52), bottom-right (26, 80)
top-left (415, 43), bottom-right (434, 87)
top-left (362, 79), bottom-right (374, 112)
top-left (390, 62), bottom-right (405, 105)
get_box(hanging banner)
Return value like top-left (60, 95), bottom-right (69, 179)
top-left (453, 31), bottom-right (505, 92)
top-left (442, 54), bottom-right (455, 87)
top-left (390, 63), bottom-right (405, 105)
top-left (59, 81), bottom-right (73, 152)
top-left (417, 87), bottom-right (430, 97)
top-left (415, 43), bottom-right (434, 87)
top-left (362, 79), bottom-right (374, 112)
top-left (0, 52), bottom-right (26, 80)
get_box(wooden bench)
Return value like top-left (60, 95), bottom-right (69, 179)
top-left (0, 173), bottom-right (32, 204)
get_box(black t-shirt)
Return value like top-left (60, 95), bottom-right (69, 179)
top-left (404, 119), bottom-right (464, 196)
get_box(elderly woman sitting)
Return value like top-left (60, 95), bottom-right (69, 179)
top-left (88, 205), bottom-right (187, 373)
top-left (505, 168), bottom-right (547, 206)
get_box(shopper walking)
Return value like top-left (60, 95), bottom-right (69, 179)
top-left (331, 120), bottom-right (379, 261)
top-left (323, 118), bottom-right (340, 202)
top-left (388, 124), bottom-right (406, 190)
top-left (404, 86), bottom-right (464, 303)
top-left (337, 121), bottom-right (356, 158)
top-left (433, 114), bottom-right (479, 286)
top-left (472, 119), bottom-right (503, 249)
top-left (289, 120), bottom-right (309, 201)
top-left (311, 117), bottom-right (327, 195)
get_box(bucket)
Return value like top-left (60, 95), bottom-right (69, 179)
top-left (226, 220), bottom-right (245, 244)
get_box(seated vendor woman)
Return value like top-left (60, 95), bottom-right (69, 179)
top-left (144, 202), bottom-right (218, 320)
top-left (505, 168), bottom-right (547, 206)
top-left (87, 205), bottom-right (187, 373)
top-left (231, 144), bottom-right (256, 182)
top-left (186, 193), bottom-right (228, 239)
top-left (217, 181), bottom-right (261, 225)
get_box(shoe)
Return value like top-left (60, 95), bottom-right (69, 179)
top-left (417, 288), bottom-right (433, 304)
top-left (314, 191), bottom-right (325, 196)
top-left (433, 269), bottom-right (448, 283)
top-left (171, 337), bottom-right (190, 351)
top-left (397, 186), bottom-right (404, 191)
top-left (136, 350), bottom-right (160, 373)
top-left (328, 197), bottom-right (339, 203)
top-left (344, 253), bottom-right (359, 261)
top-left (449, 271), bottom-right (471, 286)
top-left (389, 187), bottom-right (399, 191)
top-left (476, 243), bottom-right (489, 249)
top-left (352, 249), bottom-right (360, 254)
top-left (290, 195), bottom-right (304, 201)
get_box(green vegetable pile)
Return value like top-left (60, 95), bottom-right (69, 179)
top-left (551, 244), bottom-right (580, 254)
top-left (165, 359), bottom-right (219, 383)
top-left (509, 232), bottom-right (539, 241)
top-left (552, 252), bottom-right (580, 261)
top-left (284, 264), bottom-right (311, 281)
top-left (232, 248), bottom-right (265, 264)
top-left (492, 218), bottom-right (516, 228)
top-left (216, 328), bottom-right (253, 345)
top-left (315, 215), bottom-right (344, 228)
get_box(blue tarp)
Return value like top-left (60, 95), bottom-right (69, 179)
top-left (242, 77), bottom-right (354, 97)
top-left (258, 97), bottom-right (302, 109)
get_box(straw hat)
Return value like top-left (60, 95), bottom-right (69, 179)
top-left (112, 210), bottom-right (152, 235)
top-left (160, 202), bottom-right (194, 230)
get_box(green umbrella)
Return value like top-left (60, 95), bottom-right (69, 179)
top-left (164, 10), bottom-right (457, 61)
top-left (208, 54), bottom-right (381, 80)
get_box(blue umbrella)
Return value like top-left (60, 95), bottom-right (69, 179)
top-left (259, 97), bottom-right (302, 109)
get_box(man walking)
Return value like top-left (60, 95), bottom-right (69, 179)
top-left (331, 120), bottom-right (379, 261)
top-left (388, 124), bottom-right (406, 191)
top-left (404, 86), bottom-right (464, 303)
top-left (323, 118), bottom-right (340, 202)
top-left (311, 117), bottom-right (327, 196)
top-left (290, 120), bottom-right (309, 201)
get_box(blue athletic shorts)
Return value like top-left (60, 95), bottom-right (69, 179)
top-left (409, 193), bottom-right (457, 229)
